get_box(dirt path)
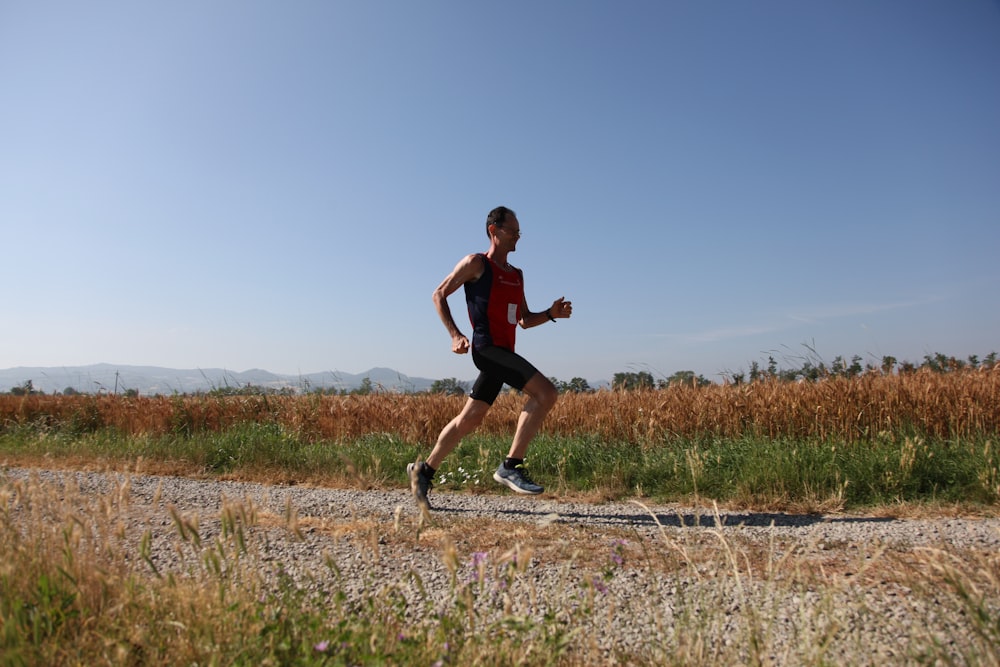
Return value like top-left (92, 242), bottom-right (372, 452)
top-left (6, 466), bottom-right (1000, 664)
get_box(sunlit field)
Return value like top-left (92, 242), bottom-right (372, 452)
top-left (2, 369), bottom-right (999, 664)
top-left (1, 368), bottom-right (998, 509)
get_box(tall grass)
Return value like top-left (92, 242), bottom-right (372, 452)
top-left (1, 369), bottom-right (998, 509)
top-left (4, 369), bottom-right (998, 442)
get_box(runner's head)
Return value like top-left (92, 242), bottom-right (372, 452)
top-left (486, 206), bottom-right (516, 239)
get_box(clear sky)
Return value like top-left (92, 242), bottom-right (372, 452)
top-left (2, 1), bottom-right (998, 384)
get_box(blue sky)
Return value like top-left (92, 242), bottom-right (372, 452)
top-left (2, 1), bottom-right (998, 384)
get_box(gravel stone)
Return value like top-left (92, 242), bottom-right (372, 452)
top-left (4, 467), bottom-right (999, 664)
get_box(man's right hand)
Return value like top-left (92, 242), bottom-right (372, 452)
top-left (452, 335), bottom-right (470, 355)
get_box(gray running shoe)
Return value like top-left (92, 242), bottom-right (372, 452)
top-left (493, 463), bottom-right (544, 495)
top-left (407, 462), bottom-right (433, 510)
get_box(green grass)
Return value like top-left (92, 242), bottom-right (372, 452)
top-left (1, 423), bottom-right (997, 511)
top-left (3, 390), bottom-right (998, 664)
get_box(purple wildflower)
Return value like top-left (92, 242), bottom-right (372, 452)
top-left (466, 551), bottom-right (489, 581)
top-left (610, 539), bottom-right (628, 567)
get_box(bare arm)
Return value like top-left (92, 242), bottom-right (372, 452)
top-left (519, 296), bottom-right (573, 328)
top-left (432, 254), bottom-right (485, 354)
top-left (518, 273), bottom-right (573, 330)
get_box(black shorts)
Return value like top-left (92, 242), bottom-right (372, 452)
top-left (470, 346), bottom-right (540, 405)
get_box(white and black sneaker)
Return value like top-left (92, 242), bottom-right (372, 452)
top-left (493, 463), bottom-right (544, 495)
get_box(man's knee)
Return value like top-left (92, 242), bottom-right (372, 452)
top-left (539, 383), bottom-right (558, 411)
top-left (527, 375), bottom-right (558, 411)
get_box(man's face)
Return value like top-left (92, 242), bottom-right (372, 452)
top-left (495, 216), bottom-right (521, 251)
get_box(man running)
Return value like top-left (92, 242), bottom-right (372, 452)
top-left (408, 206), bottom-right (573, 510)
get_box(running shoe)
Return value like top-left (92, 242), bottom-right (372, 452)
top-left (493, 463), bottom-right (544, 495)
top-left (407, 462), bottom-right (433, 510)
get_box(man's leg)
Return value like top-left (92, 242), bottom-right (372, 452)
top-left (427, 397), bottom-right (491, 469)
top-left (492, 373), bottom-right (557, 495)
top-left (506, 372), bottom-right (558, 460)
top-left (409, 397), bottom-right (490, 510)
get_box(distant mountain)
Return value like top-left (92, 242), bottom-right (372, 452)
top-left (0, 364), bottom-right (443, 395)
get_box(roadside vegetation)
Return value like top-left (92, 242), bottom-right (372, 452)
top-left (1, 356), bottom-right (998, 511)
top-left (1, 351), bottom-right (998, 664)
top-left (3, 458), bottom-right (998, 665)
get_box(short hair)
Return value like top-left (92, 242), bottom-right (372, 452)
top-left (486, 206), bottom-right (516, 238)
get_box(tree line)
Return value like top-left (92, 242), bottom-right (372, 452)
top-left (5, 350), bottom-right (996, 397)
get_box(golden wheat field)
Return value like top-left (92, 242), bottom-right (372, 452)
top-left (3, 369), bottom-right (998, 444)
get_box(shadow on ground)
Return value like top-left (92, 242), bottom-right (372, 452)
top-left (439, 501), bottom-right (896, 528)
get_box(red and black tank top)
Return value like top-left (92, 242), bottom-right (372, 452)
top-left (464, 253), bottom-right (524, 352)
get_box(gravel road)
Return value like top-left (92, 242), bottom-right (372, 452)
top-left (6, 467), bottom-right (1000, 665)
